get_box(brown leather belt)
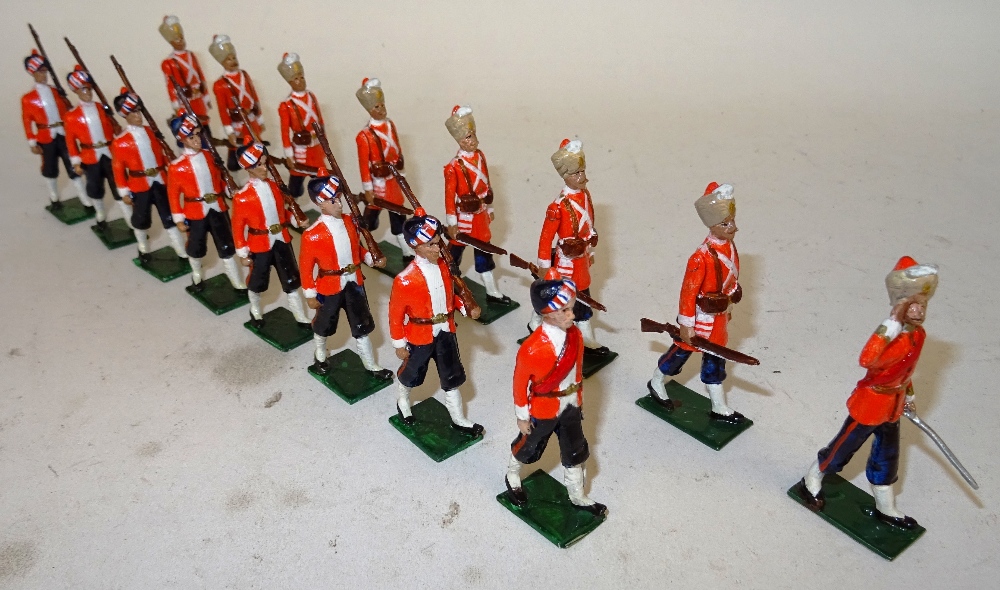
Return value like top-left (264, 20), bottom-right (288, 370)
top-left (247, 223), bottom-right (287, 236)
top-left (126, 166), bottom-right (165, 178)
top-left (533, 382), bottom-right (581, 398)
top-left (870, 384), bottom-right (906, 395)
top-left (185, 193), bottom-right (223, 204)
top-left (39, 122), bottom-right (64, 129)
top-left (408, 312), bottom-right (453, 325)
top-left (370, 161), bottom-right (398, 179)
top-left (317, 263), bottom-right (359, 277)
top-left (80, 141), bottom-right (110, 149)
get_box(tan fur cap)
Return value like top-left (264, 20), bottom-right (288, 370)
top-left (159, 15), bottom-right (183, 44)
top-left (885, 257), bottom-right (938, 304)
top-left (694, 183), bottom-right (736, 227)
top-left (208, 35), bottom-right (236, 64)
top-left (551, 139), bottom-right (585, 178)
top-left (445, 106), bottom-right (476, 142)
top-left (277, 53), bottom-right (304, 82)
top-left (356, 78), bottom-right (384, 112)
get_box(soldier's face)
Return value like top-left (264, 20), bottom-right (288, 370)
top-left (710, 215), bottom-right (738, 241)
top-left (181, 134), bottom-right (202, 150)
top-left (31, 69), bottom-right (49, 84)
top-left (414, 235), bottom-right (442, 263)
top-left (369, 103), bottom-right (387, 120)
top-left (170, 37), bottom-right (186, 51)
top-left (222, 54), bottom-right (239, 70)
top-left (125, 111), bottom-right (144, 126)
top-left (564, 170), bottom-right (588, 190)
top-left (318, 196), bottom-right (343, 217)
top-left (248, 163), bottom-right (268, 179)
top-left (543, 299), bottom-right (577, 330)
top-left (905, 295), bottom-right (928, 326)
top-left (73, 86), bottom-right (94, 102)
top-left (458, 131), bottom-right (478, 152)
top-left (289, 75), bottom-right (307, 93)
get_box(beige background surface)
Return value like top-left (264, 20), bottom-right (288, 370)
top-left (1, 1), bottom-right (997, 588)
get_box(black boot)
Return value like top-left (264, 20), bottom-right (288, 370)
top-left (451, 422), bottom-right (484, 437)
top-left (873, 509), bottom-right (919, 530)
top-left (709, 410), bottom-right (748, 425)
top-left (792, 478), bottom-right (826, 512)
top-left (585, 345), bottom-right (612, 357)
top-left (487, 294), bottom-right (513, 306)
top-left (311, 358), bottom-right (330, 375)
top-left (247, 310), bottom-right (264, 329)
top-left (505, 475), bottom-right (528, 508)
top-left (369, 368), bottom-right (394, 381)
top-left (646, 381), bottom-right (679, 411)
top-left (572, 502), bottom-right (608, 517)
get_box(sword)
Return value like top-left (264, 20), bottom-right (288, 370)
top-left (903, 407), bottom-right (979, 490)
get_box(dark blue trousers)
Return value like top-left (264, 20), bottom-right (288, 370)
top-left (656, 344), bottom-right (727, 384)
top-left (816, 416), bottom-right (901, 486)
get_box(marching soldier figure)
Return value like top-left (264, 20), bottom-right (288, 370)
top-left (64, 66), bottom-right (121, 227)
top-left (277, 53), bottom-right (324, 199)
top-left (21, 50), bottom-right (88, 208)
top-left (159, 15), bottom-right (211, 126)
top-left (388, 210), bottom-right (483, 435)
top-left (231, 143), bottom-right (310, 327)
top-left (648, 182), bottom-right (747, 424)
top-left (535, 139), bottom-right (609, 354)
top-left (166, 113), bottom-right (245, 291)
top-left (110, 88), bottom-right (187, 259)
top-left (355, 77), bottom-right (414, 261)
top-left (209, 35), bottom-right (265, 171)
top-left (505, 269), bottom-right (606, 516)
top-left (300, 176), bottom-right (393, 380)
top-left (443, 105), bottom-right (510, 304)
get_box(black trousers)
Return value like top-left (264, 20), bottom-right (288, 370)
top-left (185, 209), bottom-right (236, 259)
top-left (397, 331), bottom-right (466, 390)
top-left (287, 174), bottom-right (316, 199)
top-left (510, 405), bottom-right (590, 467)
top-left (247, 240), bottom-right (301, 293)
top-left (83, 155), bottom-right (119, 201)
top-left (130, 182), bottom-right (175, 230)
top-left (311, 282), bottom-right (376, 339)
top-left (363, 207), bottom-right (406, 235)
top-left (39, 135), bottom-right (78, 179)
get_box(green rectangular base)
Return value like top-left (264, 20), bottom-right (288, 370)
top-left (636, 380), bottom-right (753, 450)
top-left (243, 306), bottom-right (313, 352)
top-left (787, 474), bottom-right (925, 560)
top-left (185, 274), bottom-right (249, 315)
top-left (290, 209), bottom-right (321, 234)
top-left (464, 279), bottom-right (520, 325)
top-left (372, 240), bottom-right (411, 279)
top-left (497, 469), bottom-right (607, 548)
top-left (46, 197), bottom-right (95, 225)
top-left (517, 334), bottom-right (618, 380)
top-left (90, 218), bottom-right (137, 249)
top-left (308, 349), bottom-right (393, 404)
top-left (388, 397), bottom-right (483, 462)
top-left (132, 246), bottom-right (192, 282)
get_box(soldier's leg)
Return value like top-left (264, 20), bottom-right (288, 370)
top-left (702, 353), bottom-right (745, 423)
top-left (287, 174), bottom-right (306, 199)
top-left (807, 416), bottom-right (877, 498)
top-left (506, 417), bottom-right (559, 506)
top-left (273, 241), bottom-right (309, 324)
top-left (449, 243), bottom-right (466, 275)
top-left (54, 136), bottom-right (89, 204)
top-left (343, 283), bottom-right (389, 378)
top-left (557, 407), bottom-right (602, 512)
top-left (395, 341), bottom-right (434, 423)
top-left (148, 184), bottom-right (186, 258)
top-left (310, 292), bottom-right (345, 373)
top-left (476, 251), bottom-right (507, 300)
top-left (574, 290), bottom-right (607, 353)
top-left (39, 140), bottom-right (62, 204)
top-left (245, 250), bottom-right (274, 321)
top-left (362, 206), bottom-right (381, 231)
top-left (432, 332), bottom-right (479, 432)
top-left (650, 345), bottom-right (693, 400)
top-left (867, 420), bottom-right (914, 526)
top-left (389, 212), bottom-right (414, 259)
top-left (84, 162), bottom-right (107, 223)
top-left (207, 210), bottom-right (245, 289)
top-left (130, 189), bottom-right (155, 254)
top-left (185, 218), bottom-right (210, 285)
top-left (101, 156), bottom-right (130, 226)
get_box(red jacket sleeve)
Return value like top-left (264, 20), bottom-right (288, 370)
top-left (161, 59), bottom-right (180, 108)
top-left (512, 343), bottom-right (535, 413)
top-left (388, 275), bottom-right (410, 345)
top-left (537, 202), bottom-right (561, 265)
top-left (21, 96), bottom-right (37, 144)
top-left (231, 191), bottom-right (250, 253)
top-left (166, 162), bottom-right (184, 217)
top-left (64, 111), bottom-right (81, 163)
top-left (213, 79), bottom-right (234, 129)
top-left (313, 94), bottom-right (324, 128)
top-left (356, 130), bottom-right (372, 186)
top-left (278, 102), bottom-right (292, 155)
top-left (443, 162), bottom-right (458, 220)
top-left (677, 251), bottom-right (705, 325)
top-left (110, 140), bottom-right (128, 193)
top-left (298, 232), bottom-right (319, 296)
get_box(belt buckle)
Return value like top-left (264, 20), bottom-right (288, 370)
top-left (203, 193), bottom-right (217, 204)
top-left (344, 263), bottom-right (358, 274)
top-left (145, 168), bottom-right (159, 176)
top-left (269, 223), bottom-right (282, 234)
top-left (431, 313), bottom-right (448, 324)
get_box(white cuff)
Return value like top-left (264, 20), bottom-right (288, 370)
top-left (283, 146), bottom-right (294, 159)
top-left (302, 288), bottom-right (318, 299)
top-left (515, 405), bottom-right (530, 422)
top-left (117, 188), bottom-right (131, 199)
top-left (171, 101), bottom-right (181, 110)
top-left (881, 318), bottom-right (903, 340)
top-left (537, 259), bottom-right (551, 269)
top-left (172, 213), bottom-right (186, 224)
top-left (905, 393), bottom-right (915, 403)
top-left (362, 181), bottom-right (373, 192)
top-left (28, 139), bottom-right (37, 148)
top-left (446, 214), bottom-right (459, 226)
top-left (363, 252), bottom-right (374, 266)
top-left (392, 338), bottom-right (407, 349)
top-left (236, 246), bottom-right (250, 259)
top-left (70, 156), bottom-right (82, 166)
top-left (676, 314), bottom-right (696, 328)
top-left (223, 125), bottom-right (235, 137)
top-left (487, 207), bottom-right (494, 215)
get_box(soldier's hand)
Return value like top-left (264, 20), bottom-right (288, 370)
top-left (680, 325), bottom-right (696, 345)
top-left (373, 256), bottom-right (387, 269)
top-left (489, 211), bottom-right (495, 222)
top-left (890, 300), bottom-right (909, 324)
top-left (589, 254), bottom-right (595, 265)
top-left (259, 123), bottom-right (266, 133)
top-left (228, 134), bottom-right (239, 148)
top-left (177, 222), bottom-right (189, 233)
top-left (30, 145), bottom-right (43, 155)
top-left (517, 419), bottom-right (532, 435)
top-left (306, 297), bottom-right (321, 310)
top-left (395, 347), bottom-right (410, 361)
top-left (364, 190), bottom-right (375, 205)
top-left (73, 164), bottom-right (84, 176)
top-left (122, 194), bottom-right (134, 206)
top-left (446, 225), bottom-right (458, 239)
top-left (903, 394), bottom-right (916, 416)
top-left (239, 256), bottom-right (251, 267)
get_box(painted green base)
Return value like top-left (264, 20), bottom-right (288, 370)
top-left (290, 209), bottom-right (321, 234)
top-left (372, 240), bottom-right (411, 279)
top-left (132, 246), bottom-right (192, 282)
top-left (46, 197), bottom-right (95, 225)
top-left (787, 474), bottom-right (925, 560)
top-left (582, 348), bottom-right (618, 378)
top-left (388, 397), bottom-right (483, 462)
top-left (463, 279), bottom-right (520, 325)
top-left (185, 274), bottom-right (249, 315)
top-left (243, 306), bottom-right (313, 351)
top-left (90, 218), bottom-right (137, 249)
top-left (308, 349), bottom-right (393, 404)
top-left (636, 380), bottom-right (753, 450)
top-left (497, 469), bottom-right (607, 548)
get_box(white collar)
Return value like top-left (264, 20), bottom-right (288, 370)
top-left (183, 147), bottom-right (200, 155)
top-left (80, 100), bottom-right (97, 107)
top-left (127, 124), bottom-right (145, 132)
top-left (290, 90), bottom-right (309, 98)
top-left (415, 254), bottom-right (437, 269)
top-left (458, 150), bottom-right (476, 158)
top-left (320, 213), bottom-right (345, 223)
top-left (224, 69), bottom-right (241, 77)
top-left (706, 235), bottom-right (730, 246)
top-left (562, 185), bottom-right (582, 195)
top-left (172, 50), bottom-right (188, 56)
top-left (541, 321), bottom-right (567, 345)
top-left (35, 83), bottom-right (52, 92)
top-left (368, 118), bottom-right (388, 127)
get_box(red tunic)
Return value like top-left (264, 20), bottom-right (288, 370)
top-left (64, 102), bottom-right (115, 166)
top-left (846, 324), bottom-right (926, 425)
top-left (111, 125), bottom-right (169, 196)
top-left (161, 50), bottom-right (210, 120)
top-left (388, 259), bottom-right (465, 347)
top-left (231, 178), bottom-right (293, 257)
top-left (356, 119), bottom-right (404, 205)
top-left (513, 325), bottom-right (584, 420)
top-left (167, 149), bottom-right (229, 222)
top-left (298, 215), bottom-right (368, 298)
top-left (21, 84), bottom-right (69, 146)
top-left (212, 70), bottom-right (263, 142)
top-left (278, 91), bottom-right (325, 175)
top-left (537, 187), bottom-right (597, 291)
top-left (443, 150), bottom-right (493, 242)
top-left (675, 236), bottom-right (740, 350)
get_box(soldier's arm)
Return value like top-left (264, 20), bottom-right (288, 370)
top-left (537, 203), bottom-right (560, 268)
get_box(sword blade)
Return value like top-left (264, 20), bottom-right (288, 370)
top-left (904, 409), bottom-right (979, 490)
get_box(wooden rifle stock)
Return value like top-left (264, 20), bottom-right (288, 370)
top-left (64, 37), bottom-right (120, 135)
top-left (310, 122), bottom-right (385, 264)
top-left (170, 74), bottom-right (238, 194)
top-left (372, 197), bottom-right (413, 216)
top-left (110, 55), bottom-right (175, 159)
top-left (508, 253), bottom-right (607, 311)
top-left (639, 318), bottom-right (760, 366)
top-left (29, 24), bottom-right (71, 109)
top-left (454, 232), bottom-right (507, 256)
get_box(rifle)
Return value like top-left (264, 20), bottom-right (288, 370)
top-left (110, 55), bottom-right (175, 159)
top-left (388, 163), bottom-right (481, 318)
top-left (453, 232), bottom-right (507, 256)
top-left (372, 196), bottom-right (414, 216)
top-left (219, 79), bottom-right (307, 225)
top-left (64, 37), bottom-right (121, 135)
top-left (28, 24), bottom-right (71, 109)
top-left (509, 253), bottom-right (607, 311)
top-left (169, 74), bottom-right (238, 194)
top-left (640, 318), bottom-right (760, 366)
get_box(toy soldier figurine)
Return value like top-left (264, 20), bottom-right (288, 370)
top-left (443, 105), bottom-right (510, 304)
top-left (505, 269), bottom-right (606, 516)
top-left (231, 143), bottom-right (310, 327)
top-left (355, 77), bottom-right (413, 261)
top-left (166, 113), bottom-right (245, 291)
top-left (209, 35), bottom-right (264, 171)
top-left (648, 183), bottom-right (747, 424)
top-left (535, 139), bottom-right (608, 354)
top-left (110, 88), bottom-right (187, 259)
top-left (21, 50), bottom-right (87, 208)
top-left (388, 210), bottom-right (483, 434)
top-left (277, 53), bottom-right (324, 199)
top-left (159, 15), bottom-right (211, 126)
top-left (64, 66), bottom-right (121, 227)
top-left (301, 176), bottom-right (393, 379)
top-left (795, 257), bottom-right (939, 530)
